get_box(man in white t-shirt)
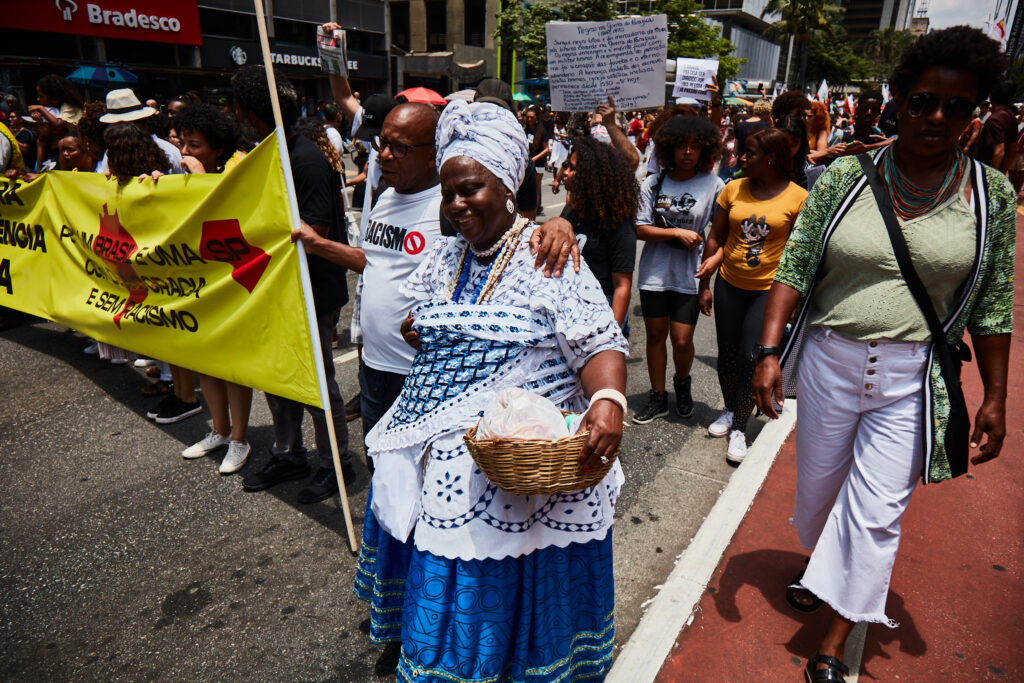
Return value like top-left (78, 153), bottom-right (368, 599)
top-left (292, 102), bottom-right (441, 470)
top-left (322, 102), bottom-right (345, 155)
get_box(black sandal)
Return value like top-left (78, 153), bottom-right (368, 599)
top-left (786, 569), bottom-right (823, 613)
top-left (805, 653), bottom-right (849, 682)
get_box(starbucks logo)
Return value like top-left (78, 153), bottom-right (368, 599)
top-left (230, 46), bottom-right (248, 66)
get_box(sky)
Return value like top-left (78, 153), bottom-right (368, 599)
top-left (926, 0), bottom-right (1010, 30)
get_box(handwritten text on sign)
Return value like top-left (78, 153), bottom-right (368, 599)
top-left (546, 15), bottom-right (667, 112)
top-left (672, 58), bottom-right (718, 101)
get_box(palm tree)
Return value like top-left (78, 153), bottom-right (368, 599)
top-left (761, 0), bottom-right (845, 90)
top-left (864, 27), bottom-right (914, 83)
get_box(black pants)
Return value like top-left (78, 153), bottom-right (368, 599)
top-left (265, 311), bottom-right (351, 470)
top-left (359, 362), bottom-right (407, 473)
top-left (713, 278), bottom-right (768, 432)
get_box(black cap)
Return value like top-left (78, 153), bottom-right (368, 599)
top-left (474, 78), bottom-right (512, 110)
top-left (354, 93), bottom-right (399, 141)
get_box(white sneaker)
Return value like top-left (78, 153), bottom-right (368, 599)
top-left (708, 410), bottom-right (734, 438)
top-left (83, 342), bottom-right (99, 355)
top-left (134, 358), bottom-right (156, 368)
top-left (182, 431), bottom-right (229, 459)
top-left (726, 430), bottom-right (748, 464)
top-left (219, 441), bottom-right (251, 474)
top-left (110, 358), bottom-right (128, 365)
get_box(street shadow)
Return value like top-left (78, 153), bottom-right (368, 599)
top-left (711, 548), bottom-right (926, 664)
top-left (2, 321), bottom-right (370, 543)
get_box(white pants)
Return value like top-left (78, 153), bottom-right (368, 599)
top-left (794, 326), bottom-right (929, 626)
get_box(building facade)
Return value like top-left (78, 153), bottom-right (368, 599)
top-left (700, 0), bottom-right (783, 90)
top-left (0, 0), bottom-right (389, 110)
top-left (838, 0), bottom-right (916, 41)
top-left (389, 0), bottom-right (500, 93)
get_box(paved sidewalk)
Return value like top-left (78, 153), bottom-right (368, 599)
top-left (636, 233), bottom-right (1024, 681)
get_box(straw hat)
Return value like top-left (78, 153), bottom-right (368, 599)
top-left (99, 88), bottom-right (157, 123)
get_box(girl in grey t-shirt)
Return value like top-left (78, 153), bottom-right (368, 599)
top-left (633, 116), bottom-right (725, 425)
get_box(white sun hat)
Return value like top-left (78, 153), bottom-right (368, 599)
top-left (99, 88), bottom-right (157, 123)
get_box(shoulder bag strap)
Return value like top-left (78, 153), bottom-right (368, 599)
top-left (856, 152), bottom-right (971, 474)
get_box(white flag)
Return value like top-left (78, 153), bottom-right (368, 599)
top-left (881, 83), bottom-right (890, 102)
top-left (816, 79), bottom-right (829, 103)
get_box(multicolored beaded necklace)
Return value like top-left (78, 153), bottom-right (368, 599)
top-left (445, 216), bottom-right (530, 304)
top-left (881, 145), bottom-right (968, 220)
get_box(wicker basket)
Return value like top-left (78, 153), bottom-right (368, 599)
top-left (463, 412), bottom-right (619, 495)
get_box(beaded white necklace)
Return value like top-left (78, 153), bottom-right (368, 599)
top-left (445, 216), bottom-right (529, 304)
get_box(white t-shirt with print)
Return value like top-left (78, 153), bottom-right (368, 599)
top-left (360, 184), bottom-right (442, 374)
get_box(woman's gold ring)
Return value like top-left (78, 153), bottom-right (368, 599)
top-left (599, 455), bottom-right (609, 464)
top-left (560, 243), bottom-right (571, 253)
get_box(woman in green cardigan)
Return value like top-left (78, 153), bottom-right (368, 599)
top-left (752, 27), bottom-right (1014, 683)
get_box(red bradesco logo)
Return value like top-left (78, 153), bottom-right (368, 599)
top-left (0, 0), bottom-right (202, 45)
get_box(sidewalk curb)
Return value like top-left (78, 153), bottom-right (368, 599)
top-left (607, 404), bottom-right (798, 683)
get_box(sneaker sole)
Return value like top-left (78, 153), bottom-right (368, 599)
top-left (676, 406), bottom-right (694, 418)
top-left (182, 444), bottom-right (227, 459)
top-left (726, 452), bottom-right (746, 465)
top-left (154, 405), bottom-right (203, 424)
top-left (219, 457), bottom-right (250, 475)
top-left (708, 426), bottom-right (731, 438)
top-left (632, 409), bottom-right (669, 425)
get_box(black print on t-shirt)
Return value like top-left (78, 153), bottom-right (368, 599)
top-left (654, 192), bottom-right (697, 228)
top-left (364, 219), bottom-right (425, 255)
top-left (740, 214), bottom-right (770, 268)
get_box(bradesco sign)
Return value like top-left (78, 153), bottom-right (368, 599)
top-left (0, 0), bottom-right (202, 45)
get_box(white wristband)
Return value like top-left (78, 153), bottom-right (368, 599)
top-left (590, 389), bottom-right (628, 415)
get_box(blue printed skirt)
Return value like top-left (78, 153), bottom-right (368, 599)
top-left (354, 485), bottom-right (416, 643)
top-left (396, 534), bottom-right (615, 683)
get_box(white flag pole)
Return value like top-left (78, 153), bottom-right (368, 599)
top-left (253, 0), bottom-right (358, 553)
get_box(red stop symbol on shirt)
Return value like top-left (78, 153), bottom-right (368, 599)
top-left (404, 231), bottom-right (426, 255)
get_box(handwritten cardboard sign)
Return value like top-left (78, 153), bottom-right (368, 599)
top-left (546, 15), bottom-right (667, 112)
top-left (672, 57), bottom-right (718, 101)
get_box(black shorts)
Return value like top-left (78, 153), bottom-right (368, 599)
top-left (639, 289), bottom-right (700, 325)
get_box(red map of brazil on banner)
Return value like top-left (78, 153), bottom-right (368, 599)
top-left (0, 0), bottom-right (202, 45)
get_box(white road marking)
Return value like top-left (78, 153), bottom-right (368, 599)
top-left (333, 350), bottom-right (359, 365)
top-left (607, 404), bottom-right (802, 682)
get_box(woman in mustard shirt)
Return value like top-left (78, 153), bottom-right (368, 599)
top-left (696, 127), bottom-right (807, 463)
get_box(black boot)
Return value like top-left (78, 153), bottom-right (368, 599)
top-left (673, 374), bottom-right (693, 418)
top-left (632, 389), bottom-right (669, 424)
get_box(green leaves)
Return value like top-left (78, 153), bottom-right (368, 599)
top-left (493, 0), bottom-right (743, 82)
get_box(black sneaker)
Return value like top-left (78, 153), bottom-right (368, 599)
top-left (242, 455), bottom-right (311, 492)
top-left (153, 396), bottom-right (203, 424)
top-left (146, 394), bottom-right (175, 419)
top-left (345, 392), bottom-right (361, 422)
top-left (673, 374), bottom-right (694, 418)
top-left (632, 390), bottom-right (669, 424)
top-left (297, 462), bottom-right (357, 504)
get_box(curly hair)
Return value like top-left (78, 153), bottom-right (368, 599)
top-left (807, 100), bottom-right (830, 137)
top-left (76, 101), bottom-right (108, 157)
top-left (103, 122), bottom-right (169, 181)
top-left (294, 117), bottom-right (344, 173)
top-left (647, 104), bottom-right (701, 141)
top-left (37, 75), bottom-right (84, 109)
top-left (175, 102), bottom-right (242, 168)
top-left (752, 99), bottom-right (772, 118)
top-left (230, 65), bottom-right (299, 129)
top-left (654, 115), bottom-right (721, 173)
top-left (890, 26), bottom-right (1008, 102)
top-left (567, 137), bottom-right (639, 229)
top-left (747, 127), bottom-right (795, 179)
top-left (771, 90), bottom-right (810, 122)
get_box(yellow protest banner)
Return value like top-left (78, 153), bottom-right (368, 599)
top-left (0, 132), bottom-right (322, 407)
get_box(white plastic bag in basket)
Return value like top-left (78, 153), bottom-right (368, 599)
top-left (477, 387), bottom-right (570, 440)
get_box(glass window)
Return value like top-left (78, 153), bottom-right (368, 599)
top-left (465, 0), bottom-right (487, 46)
top-left (391, 2), bottom-right (411, 51)
top-left (426, 0), bottom-right (447, 51)
top-left (199, 8), bottom-right (257, 41)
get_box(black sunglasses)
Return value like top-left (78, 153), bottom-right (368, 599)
top-left (370, 136), bottom-right (434, 159)
top-left (906, 92), bottom-right (975, 120)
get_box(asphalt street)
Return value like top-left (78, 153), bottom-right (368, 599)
top-left (0, 170), bottom-right (765, 681)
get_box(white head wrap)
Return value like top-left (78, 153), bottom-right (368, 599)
top-left (435, 100), bottom-right (529, 193)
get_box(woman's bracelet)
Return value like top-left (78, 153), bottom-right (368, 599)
top-left (590, 389), bottom-right (628, 415)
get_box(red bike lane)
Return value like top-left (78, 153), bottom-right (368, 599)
top-left (654, 217), bottom-right (1024, 682)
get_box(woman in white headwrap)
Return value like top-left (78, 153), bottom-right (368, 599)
top-left (358, 100), bottom-right (628, 682)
